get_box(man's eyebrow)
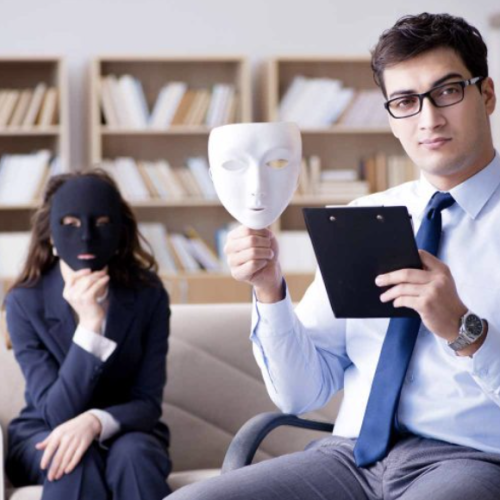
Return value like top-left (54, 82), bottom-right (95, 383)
top-left (388, 72), bottom-right (465, 99)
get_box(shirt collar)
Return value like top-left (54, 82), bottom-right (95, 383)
top-left (415, 151), bottom-right (500, 220)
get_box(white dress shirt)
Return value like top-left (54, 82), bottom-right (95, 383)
top-left (72, 299), bottom-right (121, 442)
top-left (252, 153), bottom-right (500, 455)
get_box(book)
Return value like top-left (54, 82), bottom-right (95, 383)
top-left (100, 77), bottom-right (119, 127)
top-left (138, 222), bottom-right (178, 274)
top-left (0, 232), bottom-right (31, 279)
top-left (22, 83), bottom-right (47, 128)
top-left (0, 90), bottom-right (20, 128)
top-left (277, 231), bottom-right (317, 273)
top-left (150, 82), bottom-right (187, 129)
top-left (119, 75), bottom-right (149, 128)
top-left (106, 75), bottom-right (134, 128)
top-left (155, 160), bottom-right (187, 199)
top-left (8, 89), bottom-right (32, 127)
top-left (114, 157), bottom-right (150, 201)
top-left (184, 226), bottom-right (221, 272)
top-left (184, 89), bottom-right (209, 126)
top-left (171, 89), bottom-right (197, 126)
top-left (186, 157), bottom-right (217, 199)
top-left (176, 167), bottom-right (204, 198)
top-left (169, 233), bottom-right (202, 272)
top-left (0, 150), bottom-right (51, 204)
top-left (38, 87), bottom-right (58, 127)
top-left (140, 161), bottom-right (170, 199)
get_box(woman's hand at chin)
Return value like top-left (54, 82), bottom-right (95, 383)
top-left (60, 261), bottom-right (109, 333)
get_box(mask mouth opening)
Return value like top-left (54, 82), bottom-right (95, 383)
top-left (249, 207), bottom-right (266, 212)
top-left (77, 253), bottom-right (96, 260)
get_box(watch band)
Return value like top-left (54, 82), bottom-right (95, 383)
top-left (448, 314), bottom-right (486, 352)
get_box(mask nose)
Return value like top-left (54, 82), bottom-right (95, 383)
top-left (80, 219), bottom-right (94, 242)
top-left (248, 163), bottom-right (266, 207)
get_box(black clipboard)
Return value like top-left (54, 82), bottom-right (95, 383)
top-left (303, 206), bottom-right (422, 318)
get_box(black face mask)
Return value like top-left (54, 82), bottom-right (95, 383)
top-left (50, 177), bottom-right (123, 271)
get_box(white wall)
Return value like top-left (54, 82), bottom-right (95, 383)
top-left (1, 0), bottom-right (499, 166)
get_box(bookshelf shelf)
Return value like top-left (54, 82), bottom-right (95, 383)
top-left (100, 127), bottom-right (212, 136)
top-left (0, 57), bottom-right (69, 231)
top-left (0, 127), bottom-right (61, 136)
top-left (300, 126), bottom-right (392, 135)
top-left (131, 199), bottom-right (222, 208)
top-left (88, 56), bottom-right (255, 303)
top-left (266, 56), bottom-right (416, 235)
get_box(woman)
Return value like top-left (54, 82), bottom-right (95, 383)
top-left (4, 170), bottom-right (172, 499)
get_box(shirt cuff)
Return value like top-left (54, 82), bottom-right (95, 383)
top-left (87, 409), bottom-right (121, 442)
top-left (470, 323), bottom-right (500, 397)
top-left (251, 281), bottom-right (296, 339)
top-left (73, 325), bottom-right (117, 362)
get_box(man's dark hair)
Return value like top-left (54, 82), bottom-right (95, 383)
top-left (371, 12), bottom-right (488, 97)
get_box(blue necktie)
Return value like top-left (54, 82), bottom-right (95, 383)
top-left (353, 192), bottom-right (455, 467)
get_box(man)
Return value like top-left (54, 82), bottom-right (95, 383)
top-left (168, 12), bottom-right (500, 500)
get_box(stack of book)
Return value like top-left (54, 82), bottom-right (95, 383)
top-left (295, 155), bottom-right (369, 200)
top-left (138, 222), bottom-right (222, 274)
top-left (0, 84), bottom-right (58, 129)
top-left (99, 156), bottom-right (217, 202)
top-left (0, 151), bottom-right (61, 205)
top-left (278, 76), bottom-right (355, 127)
top-left (0, 231), bottom-right (31, 279)
top-left (361, 153), bottom-right (420, 193)
top-left (100, 75), bottom-right (237, 129)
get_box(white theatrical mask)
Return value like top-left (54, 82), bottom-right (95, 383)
top-left (208, 122), bottom-right (302, 229)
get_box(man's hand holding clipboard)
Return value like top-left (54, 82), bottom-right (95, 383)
top-left (303, 206), bottom-right (422, 318)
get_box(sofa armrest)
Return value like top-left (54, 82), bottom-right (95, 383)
top-left (0, 422), bottom-right (5, 500)
top-left (221, 412), bottom-right (334, 474)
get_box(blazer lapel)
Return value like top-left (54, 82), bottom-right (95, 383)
top-left (43, 264), bottom-right (77, 358)
top-left (105, 284), bottom-right (136, 347)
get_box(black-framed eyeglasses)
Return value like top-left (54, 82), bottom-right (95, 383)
top-left (384, 76), bottom-right (485, 119)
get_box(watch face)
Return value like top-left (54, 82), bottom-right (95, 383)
top-left (465, 314), bottom-right (483, 338)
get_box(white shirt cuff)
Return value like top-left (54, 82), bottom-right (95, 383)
top-left (73, 324), bottom-right (117, 362)
top-left (251, 282), bottom-right (296, 339)
top-left (88, 409), bottom-right (121, 442)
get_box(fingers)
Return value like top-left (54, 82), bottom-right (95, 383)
top-left (49, 437), bottom-right (74, 481)
top-left (86, 275), bottom-right (110, 298)
top-left (55, 438), bottom-right (82, 480)
top-left (72, 270), bottom-right (108, 296)
top-left (376, 268), bottom-right (430, 287)
top-left (40, 434), bottom-right (60, 472)
top-left (64, 443), bottom-right (87, 475)
top-left (232, 260), bottom-right (269, 282)
top-left (225, 229), bottom-right (272, 255)
top-left (380, 283), bottom-right (423, 303)
top-left (35, 436), bottom-right (49, 450)
top-left (228, 247), bottom-right (274, 268)
top-left (230, 225), bottom-right (271, 240)
top-left (65, 268), bottom-right (92, 288)
top-left (419, 249), bottom-right (445, 270)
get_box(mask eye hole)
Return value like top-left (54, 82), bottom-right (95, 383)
top-left (96, 216), bottom-right (110, 227)
top-left (221, 159), bottom-right (247, 171)
top-left (266, 159), bottom-right (289, 170)
top-left (61, 216), bottom-right (80, 227)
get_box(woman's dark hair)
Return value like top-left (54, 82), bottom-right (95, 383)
top-left (9, 168), bottom-right (159, 291)
top-left (371, 12), bottom-right (488, 97)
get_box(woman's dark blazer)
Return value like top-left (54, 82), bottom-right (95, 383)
top-left (4, 263), bottom-right (170, 453)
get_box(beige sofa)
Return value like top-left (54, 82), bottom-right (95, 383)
top-left (0, 303), bottom-right (341, 499)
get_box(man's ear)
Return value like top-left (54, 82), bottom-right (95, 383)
top-left (482, 77), bottom-right (496, 116)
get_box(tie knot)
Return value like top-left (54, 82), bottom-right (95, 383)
top-left (426, 192), bottom-right (455, 219)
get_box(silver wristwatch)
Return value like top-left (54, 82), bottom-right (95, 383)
top-left (447, 311), bottom-right (486, 352)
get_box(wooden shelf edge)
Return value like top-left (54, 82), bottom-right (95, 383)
top-left (0, 127), bottom-right (60, 136)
